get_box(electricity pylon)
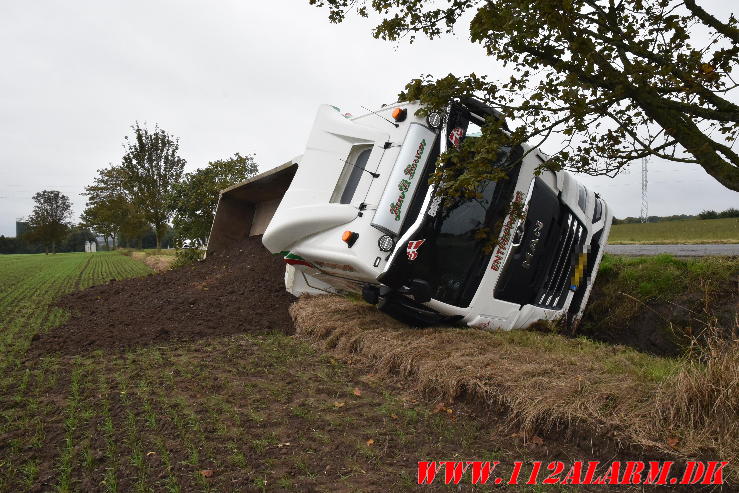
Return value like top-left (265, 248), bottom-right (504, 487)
top-left (640, 157), bottom-right (648, 223)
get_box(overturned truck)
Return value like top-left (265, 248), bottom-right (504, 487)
top-left (208, 99), bottom-right (613, 328)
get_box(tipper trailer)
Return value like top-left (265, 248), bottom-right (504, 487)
top-left (208, 99), bottom-right (613, 329)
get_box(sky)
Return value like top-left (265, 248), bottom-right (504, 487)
top-left (0, 1), bottom-right (737, 237)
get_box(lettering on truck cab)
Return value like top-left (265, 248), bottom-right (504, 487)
top-left (490, 191), bottom-right (525, 272)
top-left (389, 138), bottom-right (426, 221)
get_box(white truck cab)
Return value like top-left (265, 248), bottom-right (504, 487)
top-left (210, 99), bottom-right (613, 329)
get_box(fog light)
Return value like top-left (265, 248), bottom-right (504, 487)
top-left (377, 234), bottom-right (395, 252)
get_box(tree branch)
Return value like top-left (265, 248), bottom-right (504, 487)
top-left (683, 0), bottom-right (739, 44)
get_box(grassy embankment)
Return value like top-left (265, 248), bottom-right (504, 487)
top-left (580, 254), bottom-right (738, 353)
top-left (609, 217), bottom-right (739, 244)
top-left (292, 254), bottom-right (739, 480)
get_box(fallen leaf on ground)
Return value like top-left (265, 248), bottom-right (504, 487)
top-left (333, 401), bottom-right (345, 408)
top-left (433, 402), bottom-right (446, 413)
top-left (277, 442), bottom-right (291, 448)
top-left (352, 387), bottom-right (362, 396)
top-left (531, 436), bottom-right (544, 445)
top-left (146, 451), bottom-right (156, 456)
top-left (366, 439), bottom-right (374, 446)
top-left (667, 437), bottom-right (679, 448)
top-left (390, 413), bottom-right (399, 419)
top-left (199, 470), bottom-right (214, 478)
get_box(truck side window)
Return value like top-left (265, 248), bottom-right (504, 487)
top-left (331, 146), bottom-right (372, 204)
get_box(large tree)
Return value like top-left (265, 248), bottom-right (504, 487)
top-left (171, 153), bottom-right (258, 245)
top-left (120, 123), bottom-right (186, 249)
top-left (25, 190), bottom-right (72, 254)
top-left (309, 0), bottom-right (739, 191)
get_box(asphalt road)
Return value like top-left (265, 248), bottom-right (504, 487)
top-left (605, 244), bottom-right (739, 256)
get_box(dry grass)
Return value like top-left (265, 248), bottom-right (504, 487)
top-left (130, 252), bottom-right (175, 272)
top-left (657, 329), bottom-right (739, 462)
top-left (291, 295), bottom-right (738, 478)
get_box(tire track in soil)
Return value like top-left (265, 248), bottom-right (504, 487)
top-left (73, 255), bottom-right (94, 292)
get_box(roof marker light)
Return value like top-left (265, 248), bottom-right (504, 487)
top-left (391, 107), bottom-right (407, 122)
top-left (342, 231), bottom-right (359, 247)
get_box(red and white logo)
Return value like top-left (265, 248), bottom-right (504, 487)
top-left (406, 239), bottom-right (426, 261)
top-left (448, 127), bottom-right (465, 148)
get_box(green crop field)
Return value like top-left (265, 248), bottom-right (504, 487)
top-left (609, 217), bottom-right (739, 244)
top-left (0, 253), bottom-right (153, 358)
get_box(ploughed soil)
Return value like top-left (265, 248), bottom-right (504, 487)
top-left (30, 236), bottom-right (295, 357)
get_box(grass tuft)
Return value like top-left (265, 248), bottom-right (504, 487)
top-left (657, 331), bottom-right (738, 461)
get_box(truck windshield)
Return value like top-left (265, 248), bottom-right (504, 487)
top-left (379, 145), bottom-right (523, 308)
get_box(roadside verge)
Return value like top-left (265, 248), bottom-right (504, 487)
top-left (290, 295), bottom-right (738, 482)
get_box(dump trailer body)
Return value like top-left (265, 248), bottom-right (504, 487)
top-left (211, 100), bottom-right (613, 329)
top-left (207, 161), bottom-right (298, 256)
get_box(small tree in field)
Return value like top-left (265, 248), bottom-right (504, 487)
top-left (80, 196), bottom-right (128, 249)
top-left (120, 123), bottom-right (186, 250)
top-left (172, 153), bottom-right (259, 246)
top-left (26, 190), bottom-right (72, 254)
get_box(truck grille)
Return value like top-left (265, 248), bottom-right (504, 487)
top-left (535, 212), bottom-right (585, 309)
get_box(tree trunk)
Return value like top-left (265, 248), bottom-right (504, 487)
top-left (155, 223), bottom-right (164, 252)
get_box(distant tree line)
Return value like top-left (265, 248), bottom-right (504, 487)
top-left (4, 122), bottom-right (258, 255)
top-left (696, 208), bottom-right (739, 220)
top-left (613, 208), bottom-right (739, 224)
top-left (0, 222), bottom-right (96, 254)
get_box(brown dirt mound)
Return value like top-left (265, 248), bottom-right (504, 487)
top-left (30, 236), bottom-right (295, 356)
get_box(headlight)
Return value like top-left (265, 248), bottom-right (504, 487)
top-left (378, 235), bottom-right (395, 252)
top-left (426, 112), bottom-right (444, 129)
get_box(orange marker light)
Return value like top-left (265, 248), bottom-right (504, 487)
top-left (342, 230), bottom-right (359, 247)
top-left (391, 107), bottom-right (407, 122)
